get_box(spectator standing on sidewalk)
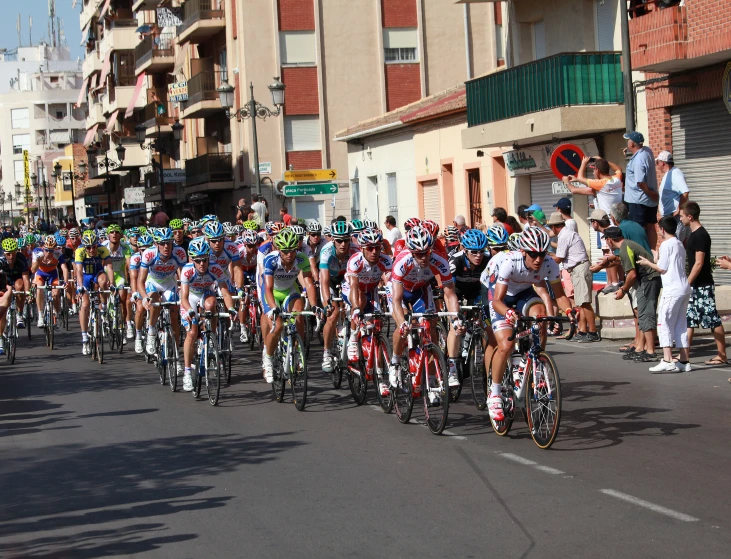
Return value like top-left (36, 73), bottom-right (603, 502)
top-left (564, 156), bottom-right (624, 216)
top-left (491, 207), bottom-right (514, 234)
top-left (656, 151), bottom-right (690, 244)
top-left (384, 215), bottom-right (402, 244)
top-left (610, 202), bottom-right (651, 252)
top-left (552, 198), bottom-right (577, 232)
top-left (603, 226), bottom-right (662, 362)
top-left (637, 216), bottom-right (692, 372)
top-left (623, 131), bottom-right (659, 250)
top-left (680, 201), bottom-right (728, 365)
top-left (548, 212), bottom-right (599, 342)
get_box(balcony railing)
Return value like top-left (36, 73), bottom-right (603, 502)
top-left (135, 33), bottom-right (175, 69)
top-left (185, 70), bottom-right (225, 106)
top-left (466, 52), bottom-right (624, 127)
top-left (177, 0), bottom-right (225, 37)
top-left (142, 101), bottom-right (174, 129)
top-left (185, 153), bottom-right (233, 187)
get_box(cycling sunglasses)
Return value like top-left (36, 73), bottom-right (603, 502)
top-left (333, 239), bottom-right (350, 245)
top-left (192, 258), bottom-right (208, 264)
top-left (525, 250), bottom-right (547, 259)
top-left (309, 233), bottom-right (321, 237)
top-left (363, 245), bottom-right (381, 252)
top-left (466, 249), bottom-right (484, 256)
top-left (412, 250), bottom-right (430, 257)
top-left (280, 249), bottom-right (297, 254)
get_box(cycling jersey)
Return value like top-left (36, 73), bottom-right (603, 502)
top-left (237, 245), bottom-right (257, 272)
top-left (181, 262), bottom-right (227, 296)
top-left (392, 238), bottom-right (406, 258)
top-left (102, 240), bottom-right (132, 276)
top-left (262, 251), bottom-right (311, 292)
top-left (346, 252), bottom-right (392, 292)
top-left (140, 246), bottom-right (186, 282)
top-left (487, 250), bottom-right (560, 296)
top-left (210, 240), bottom-right (241, 273)
top-left (390, 249), bottom-right (453, 292)
top-left (33, 247), bottom-right (66, 274)
top-left (303, 238), bottom-right (327, 262)
top-left (129, 251), bottom-right (143, 272)
top-left (319, 241), bottom-right (359, 279)
top-left (74, 246), bottom-right (111, 276)
top-left (449, 250), bottom-right (489, 302)
top-left (0, 253), bottom-right (29, 285)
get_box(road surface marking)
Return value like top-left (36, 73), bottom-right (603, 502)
top-left (599, 489), bottom-right (699, 522)
top-left (499, 452), bottom-right (565, 475)
top-left (443, 429), bottom-right (467, 440)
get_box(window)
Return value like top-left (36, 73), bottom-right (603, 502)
top-left (284, 115), bottom-right (321, 152)
top-left (351, 179), bottom-right (361, 220)
top-left (14, 160), bottom-right (26, 183)
top-left (12, 134), bottom-right (30, 155)
top-left (495, 24), bottom-right (504, 61)
top-left (383, 28), bottom-right (418, 63)
top-left (596, 0), bottom-right (618, 51)
top-left (62, 172), bottom-right (72, 192)
top-left (533, 20), bottom-right (546, 60)
top-left (11, 108), bottom-right (29, 129)
top-left (279, 31), bottom-right (316, 65)
top-left (218, 48), bottom-right (228, 82)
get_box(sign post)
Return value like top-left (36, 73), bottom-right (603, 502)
top-left (284, 169), bottom-right (337, 182)
top-left (282, 183), bottom-right (339, 197)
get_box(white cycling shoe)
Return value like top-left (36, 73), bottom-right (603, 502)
top-left (488, 394), bottom-right (505, 421)
top-left (135, 338), bottom-right (144, 354)
top-left (263, 355), bottom-right (274, 383)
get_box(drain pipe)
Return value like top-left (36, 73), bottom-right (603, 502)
top-left (463, 3), bottom-right (472, 80)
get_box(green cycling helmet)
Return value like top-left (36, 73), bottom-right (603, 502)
top-left (26, 234), bottom-right (36, 245)
top-left (107, 224), bottom-right (122, 234)
top-left (330, 221), bottom-right (352, 240)
top-left (2, 238), bottom-right (18, 252)
top-left (350, 219), bottom-right (365, 232)
top-left (17, 237), bottom-right (27, 249)
top-left (242, 220), bottom-right (259, 231)
top-left (169, 218), bottom-right (183, 230)
top-left (274, 229), bottom-right (300, 251)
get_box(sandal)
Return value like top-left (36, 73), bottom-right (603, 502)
top-left (704, 356), bottom-right (728, 366)
top-left (619, 344), bottom-right (636, 353)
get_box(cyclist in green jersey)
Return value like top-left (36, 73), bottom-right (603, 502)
top-left (102, 224), bottom-right (133, 340)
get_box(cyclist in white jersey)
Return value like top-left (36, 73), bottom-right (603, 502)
top-left (482, 227), bottom-right (576, 421)
top-left (130, 234), bottom-right (153, 353)
top-left (303, 222), bottom-right (327, 283)
top-left (202, 220), bottom-right (244, 297)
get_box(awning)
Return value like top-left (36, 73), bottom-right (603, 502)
top-left (80, 23), bottom-right (90, 46)
top-left (99, 50), bottom-right (112, 88)
top-left (125, 74), bottom-right (146, 118)
top-left (83, 124), bottom-right (99, 147)
top-left (90, 72), bottom-right (99, 91)
top-left (75, 77), bottom-right (89, 108)
top-left (173, 45), bottom-right (187, 79)
top-left (105, 109), bottom-right (120, 134)
top-left (100, 0), bottom-right (113, 18)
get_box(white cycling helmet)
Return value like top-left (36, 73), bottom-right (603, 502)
top-left (519, 226), bottom-right (550, 252)
top-left (306, 221), bottom-right (322, 233)
top-left (359, 228), bottom-right (383, 247)
top-left (405, 225), bottom-right (433, 251)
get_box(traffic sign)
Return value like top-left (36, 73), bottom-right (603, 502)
top-left (284, 169), bottom-right (337, 182)
top-left (282, 183), bottom-right (339, 197)
top-left (550, 143), bottom-right (586, 180)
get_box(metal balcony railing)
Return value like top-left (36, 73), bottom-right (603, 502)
top-left (466, 52), bottom-right (624, 127)
top-left (185, 70), bottom-right (225, 106)
top-left (135, 33), bottom-right (175, 69)
top-left (177, 0), bottom-right (225, 37)
top-left (142, 101), bottom-right (174, 129)
top-left (185, 153), bottom-right (233, 187)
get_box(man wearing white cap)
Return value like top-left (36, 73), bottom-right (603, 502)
top-left (656, 150), bottom-right (690, 244)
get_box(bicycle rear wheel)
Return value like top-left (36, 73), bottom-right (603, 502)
top-left (469, 331), bottom-right (489, 411)
top-left (347, 359), bottom-right (368, 406)
top-left (26, 305), bottom-right (32, 340)
top-left (167, 329), bottom-right (179, 392)
top-left (289, 333), bottom-right (308, 411)
top-left (422, 344), bottom-right (449, 435)
top-left (95, 312), bottom-right (103, 364)
top-left (526, 352), bottom-right (562, 449)
top-left (156, 332), bottom-right (166, 385)
top-left (206, 337), bottom-right (222, 405)
top-left (373, 335), bottom-right (393, 413)
top-left (487, 352), bottom-right (515, 436)
top-left (272, 346), bottom-right (286, 402)
top-left (394, 363), bottom-right (414, 424)
top-left (108, 308), bottom-right (117, 352)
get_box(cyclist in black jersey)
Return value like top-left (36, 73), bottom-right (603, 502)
top-left (0, 238), bottom-right (31, 354)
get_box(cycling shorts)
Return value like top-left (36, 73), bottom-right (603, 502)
top-left (81, 271), bottom-right (106, 291)
top-left (488, 287), bottom-right (543, 332)
top-left (113, 272), bottom-right (126, 288)
top-left (180, 290), bottom-right (215, 329)
top-left (35, 269), bottom-right (59, 285)
top-left (145, 278), bottom-right (179, 303)
top-left (261, 287), bottom-right (301, 315)
top-left (338, 285), bottom-right (379, 313)
top-left (385, 282), bottom-right (434, 314)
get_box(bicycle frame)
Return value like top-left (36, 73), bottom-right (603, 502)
top-left (404, 312), bottom-right (455, 397)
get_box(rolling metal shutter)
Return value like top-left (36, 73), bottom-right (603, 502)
top-left (422, 180), bottom-right (441, 223)
top-left (672, 100), bottom-right (731, 285)
top-left (530, 172), bottom-right (565, 213)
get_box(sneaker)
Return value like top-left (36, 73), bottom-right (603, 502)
top-left (126, 323), bottom-right (135, 339)
top-left (135, 338), bottom-right (144, 354)
top-left (675, 361), bottom-right (692, 372)
top-left (448, 370), bottom-right (460, 388)
top-left (322, 353), bottom-right (335, 373)
top-left (379, 382), bottom-right (390, 397)
top-left (576, 332), bottom-right (600, 343)
top-left (16, 318), bottom-right (25, 329)
top-left (600, 283), bottom-right (620, 294)
top-left (145, 333), bottom-right (156, 354)
top-left (82, 341), bottom-right (90, 356)
top-left (37, 316), bottom-right (45, 328)
top-left (635, 351), bottom-right (658, 363)
top-left (570, 332), bottom-right (587, 342)
top-left (347, 340), bottom-right (359, 362)
top-left (622, 349), bottom-right (639, 360)
top-left (240, 329), bottom-right (249, 343)
top-left (263, 354), bottom-right (274, 383)
top-left (649, 360), bottom-right (678, 372)
top-left (388, 363), bottom-right (399, 387)
top-left (488, 394), bottom-right (505, 421)
top-left (183, 372), bottom-right (194, 392)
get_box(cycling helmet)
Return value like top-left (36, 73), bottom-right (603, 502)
top-left (223, 223), bottom-right (236, 236)
top-left (405, 225), bottom-right (432, 251)
top-left (274, 229), bottom-right (299, 251)
top-left (34, 234), bottom-right (43, 243)
top-left (350, 219), bottom-right (366, 232)
top-left (128, 227), bottom-right (140, 237)
top-left (81, 230), bottom-right (97, 247)
top-left (486, 224), bottom-right (509, 247)
top-left (107, 223), bottom-right (122, 234)
top-left (445, 226), bottom-right (460, 242)
top-left (242, 220), bottom-right (259, 231)
top-left (290, 225), bottom-right (306, 238)
top-left (422, 220), bottom-right (440, 238)
top-left (306, 222), bottom-right (322, 234)
top-left (363, 219), bottom-right (378, 230)
top-left (169, 218), bottom-right (183, 230)
top-left (241, 230), bottom-right (258, 246)
top-left (507, 233), bottom-right (522, 251)
top-left (330, 221), bottom-right (352, 239)
top-left (403, 217), bottom-right (422, 232)
top-left (519, 226), bottom-right (551, 252)
top-left (98, 231), bottom-right (108, 242)
top-left (42, 235), bottom-right (57, 249)
top-left (257, 231), bottom-right (268, 243)
top-left (461, 229), bottom-right (488, 251)
top-left (190, 221), bottom-right (202, 232)
top-left (200, 214), bottom-right (218, 224)
top-left (26, 234), bottom-right (36, 245)
top-left (322, 226), bottom-right (331, 237)
top-left (17, 237), bottom-right (27, 249)
top-left (155, 228), bottom-right (174, 243)
top-left (138, 226), bottom-right (148, 235)
top-left (54, 233), bottom-right (65, 246)
top-left (182, 217), bottom-right (192, 225)
top-left (59, 228), bottom-right (69, 237)
top-left (269, 222), bottom-right (285, 236)
top-left (188, 237), bottom-right (211, 258)
top-left (69, 228), bottom-right (80, 238)
top-left (359, 228), bottom-right (383, 247)
top-left (233, 224), bottom-right (244, 235)
top-left (138, 234), bottom-right (154, 248)
top-left (203, 220), bottom-right (224, 240)
top-left (2, 238), bottom-right (18, 252)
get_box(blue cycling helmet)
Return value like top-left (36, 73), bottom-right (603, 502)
top-left (200, 214), bottom-right (218, 225)
top-left (188, 237), bottom-right (211, 258)
top-left (54, 233), bottom-right (66, 245)
top-left (203, 220), bottom-right (224, 239)
top-left (486, 224), bottom-right (509, 247)
top-left (138, 234), bottom-right (154, 248)
top-left (155, 227), bottom-right (174, 243)
top-left (461, 229), bottom-right (488, 251)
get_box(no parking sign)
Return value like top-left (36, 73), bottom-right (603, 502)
top-left (550, 143), bottom-right (586, 180)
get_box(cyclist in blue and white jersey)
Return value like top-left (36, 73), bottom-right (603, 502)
top-left (303, 222), bottom-right (327, 283)
top-left (202, 220), bottom-right (244, 296)
top-left (130, 234), bottom-right (153, 354)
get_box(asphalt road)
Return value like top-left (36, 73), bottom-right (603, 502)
top-left (1, 322), bottom-right (730, 558)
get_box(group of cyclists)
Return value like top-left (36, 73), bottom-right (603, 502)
top-left (0, 211), bottom-right (578, 422)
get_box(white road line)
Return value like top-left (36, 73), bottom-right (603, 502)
top-left (499, 452), bottom-right (565, 475)
top-left (599, 489), bottom-right (700, 522)
top-left (442, 430), bottom-right (467, 440)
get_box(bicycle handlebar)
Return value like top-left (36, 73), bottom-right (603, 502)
top-left (152, 301), bottom-right (178, 307)
top-left (507, 315), bottom-right (576, 342)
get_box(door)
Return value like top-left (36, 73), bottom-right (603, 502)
top-left (422, 180), bottom-right (440, 223)
top-left (366, 175), bottom-right (379, 223)
top-left (293, 200), bottom-right (324, 227)
top-left (387, 173), bottom-right (399, 227)
top-left (468, 169), bottom-right (483, 227)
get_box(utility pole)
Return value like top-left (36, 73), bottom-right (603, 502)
top-left (620, 1), bottom-right (636, 132)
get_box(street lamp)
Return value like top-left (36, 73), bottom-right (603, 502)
top-left (217, 76), bottom-right (285, 197)
top-left (87, 143), bottom-right (126, 219)
top-left (135, 116), bottom-right (184, 216)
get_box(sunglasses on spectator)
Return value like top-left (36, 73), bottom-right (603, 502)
top-left (525, 250), bottom-right (547, 259)
top-left (192, 258), bottom-right (208, 264)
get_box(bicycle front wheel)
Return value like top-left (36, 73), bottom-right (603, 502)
top-left (526, 352), bottom-right (562, 449)
top-left (394, 364), bottom-right (414, 424)
top-left (206, 337), bottom-right (221, 405)
top-left (26, 305), bottom-right (33, 340)
top-left (95, 312), bottom-right (103, 364)
top-left (272, 346), bottom-right (286, 402)
top-left (289, 333), bottom-right (308, 411)
top-left (487, 352), bottom-right (515, 436)
top-left (422, 344), bottom-right (449, 435)
top-left (374, 335), bottom-right (393, 413)
top-left (167, 329), bottom-right (179, 392)
top-left (469, 331), bottom-right (489, 411)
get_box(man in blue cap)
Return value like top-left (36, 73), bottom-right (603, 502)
top-left (552, 197), bottom-right (576, 232)
top-left (623, 131), bottom-right (658, 250)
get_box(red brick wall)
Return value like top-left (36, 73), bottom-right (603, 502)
top-left (278, 0), bottom-right (315, 31)
top-left (382, 0), bottom-right (417, 28)
top-left (286, 150), bottom-right (322, 170)
top-left (282, 67), bottom-right (319, 115)
top-left (385, 64), bottom-right (421, 111)
top-left (686, 0), bottom-right (731, 56)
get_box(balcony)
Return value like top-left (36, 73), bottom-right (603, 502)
top-left (86, 101), bottom-right (105, 128)
top-left (141, 101), bottom-right (176, 136)
top-left (185, 153), bottom-right (233, 193)
top-left (82, 50), bottom-right (102, 79)
top-left (132, 0), bottom-right (161, 11)
top-left (181, 71), bottom-right (226, 119)
top-left (462, 52), bottom-right (625, 149)
top-left (135, 33), bottom-right (175, 75)
top-left (114, 139), bottom-right (150, 169)
top-left (102, 84), bottom-right (146, 116)
top-left (629, 2), bottom-right (731, 73)
top-left (177, 0), bottom-right (226, 45)
top-left (99, 20), bottom-right (140, 55)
